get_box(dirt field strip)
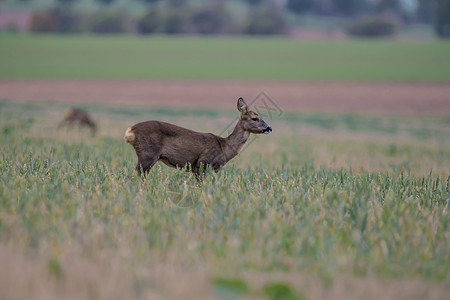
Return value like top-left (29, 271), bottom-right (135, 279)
top-left (1, 80), bottom-right (450, 115)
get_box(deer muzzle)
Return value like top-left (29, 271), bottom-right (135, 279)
top-left (263, 126), bottom-right (272, 134)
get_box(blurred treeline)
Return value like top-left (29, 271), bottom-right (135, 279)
top-left (1, 0), bottom-right (449, 38)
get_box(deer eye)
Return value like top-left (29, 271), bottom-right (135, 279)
top-left (251, 117), bottom-right (259, 121)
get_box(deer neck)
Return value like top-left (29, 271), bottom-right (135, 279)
top-left (223, 120), bottom-right (250, 161)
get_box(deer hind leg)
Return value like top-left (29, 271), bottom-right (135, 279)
top-left (57, 118), bottom-right (73, 130)
top-left (136, 153), bottom-right (159, 177)
top-left (57, 120), bottom-right (67, 130)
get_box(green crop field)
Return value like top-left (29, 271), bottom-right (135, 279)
top-left (1, 99), bottom-right (449, 299)
top-left (1, 34), bottom-right (450, 81)
top-left (1, 33), bottom-right (449, 299)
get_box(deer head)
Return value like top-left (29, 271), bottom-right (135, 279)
top-left (237, 97), bottom-right (272, 134)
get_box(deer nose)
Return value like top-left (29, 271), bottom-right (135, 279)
top-left (263, 126), bottom-right (272, 134)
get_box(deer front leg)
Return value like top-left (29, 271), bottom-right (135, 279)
top-left (193, 152), bottom-right (225, 179)
top-left (191, 161), bottom-right (208, 181)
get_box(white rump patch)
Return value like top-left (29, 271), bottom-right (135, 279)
top-left (64, 108), bottom-right (74, 118)
top-left (124, 127), bottom-right (135, 144)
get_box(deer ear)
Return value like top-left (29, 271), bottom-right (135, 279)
top-left (237, 97), bottom-right (248, 113)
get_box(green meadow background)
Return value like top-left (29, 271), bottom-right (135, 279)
top-left (0, 35), bottom-right (449, 299)
top-left (1, 34), bottom-right (450, 81)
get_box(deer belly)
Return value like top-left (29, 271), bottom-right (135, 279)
top-left (159, 157), bottom-right (178, 168)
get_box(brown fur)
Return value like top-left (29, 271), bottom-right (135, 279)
top-left (124, 97), bottom-right (272, 178)
top-left (58, 108), bottom-right (97, 135)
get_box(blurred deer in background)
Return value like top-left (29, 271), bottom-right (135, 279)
top-left (58, 108), bottom-right (97, 135)
top-left (124, 97), bottom-right (272, 179)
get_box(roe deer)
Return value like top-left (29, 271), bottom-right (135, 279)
top-left (124, 97), bottom-right (272, 178)
top-left (58, 108), bottom-right (97, 135)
